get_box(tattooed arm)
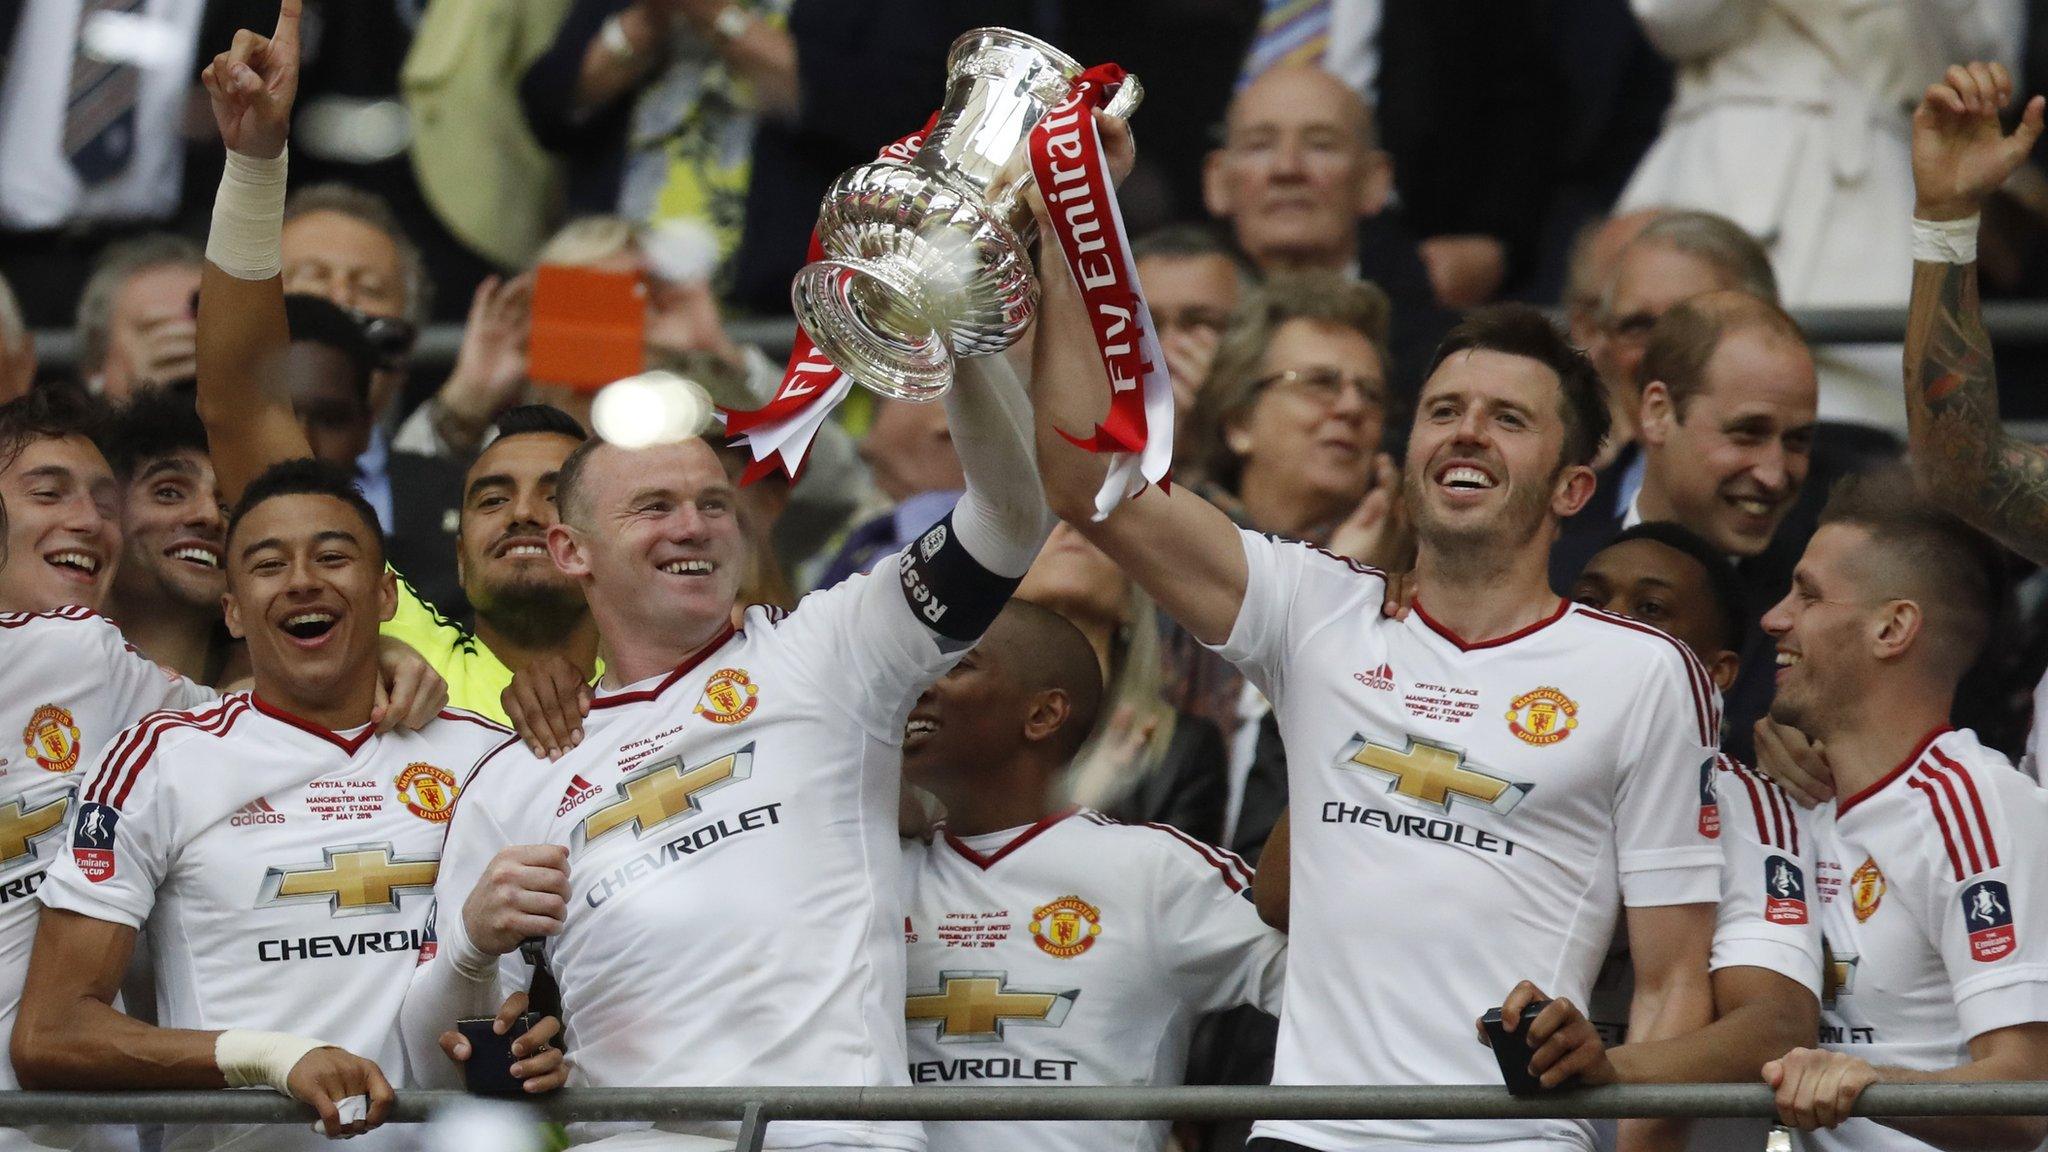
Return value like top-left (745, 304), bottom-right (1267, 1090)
top-left (1903, 62), bottom-right (2048, 561)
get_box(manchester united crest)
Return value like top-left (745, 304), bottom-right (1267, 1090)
top-left (1506, 687), bottom-right (1578, 746)
top-left (695, 668), bottom-right (759, 725)
top-left (1851, 856), bottom-right (1886, 923)
top-left (1030, 895), bottom-right (1101, 959)
top-left (24, 704), bottom-right (81, 773)
top-left (394, 763), bottom-right (459, 824)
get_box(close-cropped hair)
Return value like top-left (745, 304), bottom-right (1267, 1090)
top-left (1191, 271), bottom-right (1392, 491)
top-left (1427, 305), bottom-right (1610, 469)
top-left (1819, 466), bottom-right (2004, 671)
top-left (1636, 290), bottom-right (1806, 410)
top-left (226, 457), bottom-right (384, 559)
top-left (1606, 520), bottom-right (1748, 652)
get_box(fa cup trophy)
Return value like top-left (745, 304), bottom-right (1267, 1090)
top-left (789, 28), bottom-right (1142, 401)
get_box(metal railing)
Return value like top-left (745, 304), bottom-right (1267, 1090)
top-left (8, 1084), bottom-right (2047, 1150)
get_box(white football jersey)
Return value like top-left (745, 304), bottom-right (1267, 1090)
top-left (1215, 531), bottom-right (1721, 1152)
top-left (0, 609), bottom-right (212, 1152)
top-left (432, 565), bottom-right (963, 1152)
top-left (39, 694), bottom-right (512, 1152)
top-left (1809, 728), bottom-right (2048, 1152)
top-left (1706, 755), bottom-right (1824, 997)
top-left (902, 809), bottom-right (1284, 1152)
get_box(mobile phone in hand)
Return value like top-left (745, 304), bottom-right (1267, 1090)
top-left (1481, 1001), bottom-right (1551, 1096)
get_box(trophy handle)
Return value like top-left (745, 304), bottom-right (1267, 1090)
top-left (1103, 73), bottom-right (1143, 123)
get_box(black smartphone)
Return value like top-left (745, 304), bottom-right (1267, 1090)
top-left (456, 1013), bottom-right (536, 1096)
top-left (1481, 1000), bottom-right (1552, 1096)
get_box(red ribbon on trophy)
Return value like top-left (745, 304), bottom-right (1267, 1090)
top-left (1030, 64), bottom-right (1174, 517)
top-left (720, 114), bottom-right (940, 485)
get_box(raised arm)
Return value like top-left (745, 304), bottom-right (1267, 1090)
top-left (1029, 121), bottom-right (1250, 646)
top-left (194, 0), bottom-right (317, 504)
top-left (1903, 62), bottom-right (2048, 564)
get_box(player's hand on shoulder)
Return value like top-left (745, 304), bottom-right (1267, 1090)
top-left (285, 1045), bottom-right (394, 1140)
top-left (370, 638), bottom-right (449, 733)
top-left (1380, 569), bottom-right (1417, 621)
top-left (437, 990), bottom-right (569, 1095)
top-left (464, 844), bottom-right (571, 956)
top-left (504, 655), bottom-right (593, 760)
top-left (1764, 1047), bottom-right (1878, 1131)
top-left (1480, 981), bottom-right (1617, 1089)
top-left (1753, 719), bottom-right (1833, 808)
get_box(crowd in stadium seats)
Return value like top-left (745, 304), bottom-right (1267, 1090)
top-left (3, 2), bottom-right (2048, 1151)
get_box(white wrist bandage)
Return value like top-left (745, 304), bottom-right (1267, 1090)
top-left (215, 1028), bottom-right (326, 1094)
top-left (206, 148), bottom-right (289, 281)
top-left (1912, 214), bottom-right (1979, 265)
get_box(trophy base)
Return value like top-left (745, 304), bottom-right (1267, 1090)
top-left (791, 256), bottom-right (956, 403)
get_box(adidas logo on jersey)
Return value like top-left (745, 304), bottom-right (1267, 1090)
top-left (1353, 662), bottom-right (1396, 692)
top-left (231, 798), bottom-right (286, 827)
top-left (557, 774), bottom-right (601, 817)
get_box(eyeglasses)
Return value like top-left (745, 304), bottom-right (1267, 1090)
top-left (1251, 366), bottom-right (1386, 410)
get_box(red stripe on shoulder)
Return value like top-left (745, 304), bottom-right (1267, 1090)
top-left (1905, 766), bottom-right (1968, 882)
top-left (1915, 761), bottom-right (1986, 875)
top-left (459, 733), bottom-right (529, 791)
top-left (0, 605), bottom-right (104, 629)
top-left (1926, 747), bottom-right (2000, 871)
top-left (435, 708), bottom-right (514, 736)
top-left (1579, 609), bottom-right (1715, 745)
top-left (91, 696), bottom-right (252, 811)
top-left (1139, 820), bottom-right (1254, 892)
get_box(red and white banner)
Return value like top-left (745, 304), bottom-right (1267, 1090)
top-left (1029, 64), bottom-right (1174, 517)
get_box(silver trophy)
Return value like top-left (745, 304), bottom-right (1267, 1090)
top-left (790, 28), bottom-right (1142, 401)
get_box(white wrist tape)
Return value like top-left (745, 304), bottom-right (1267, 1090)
top-left (215, 1028), bottom-right (326, 1094)
top-left (1912, 214), bottom-right (1979, 265)
top-left (206, 147), bottom-right (289, 281)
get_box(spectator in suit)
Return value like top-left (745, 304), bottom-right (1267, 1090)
top-left (1554, 290), bottom-right (1819, 760)
top-left (813, 396), bottom-right (958, 589)
top-left (1585, 210), bottom-right (1779, 468)
top-left (278, 183), bottom-right (470, 614)
top-left (1018, 522), bottom-right (1228, 847)
top-left (1201, 62), bottom-right (1455, 396)
top-left (276, 292), bottom-right (468, 619)
top-left (0, 0), bottom-right (209, 328)
top-left (0, 272), bottom-right (29, 401)
top-left (73, 233), bottom-right (203, 401)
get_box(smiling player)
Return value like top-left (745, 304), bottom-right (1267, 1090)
top-left (14, 459), bottom-right (547, 1148)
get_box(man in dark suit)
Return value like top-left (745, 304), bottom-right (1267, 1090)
top-left (1201, 63), bottom-right (1454, 399)
top-left (1552, 292), bottom-right (1820, 762)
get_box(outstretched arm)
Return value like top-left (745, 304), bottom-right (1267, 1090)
top-left (1030, 119), bottom-right (1249, 646)
top-left (1903, 62), bottom-right (2048, 564)
top-left (194, 0), bottom-right (316, 504)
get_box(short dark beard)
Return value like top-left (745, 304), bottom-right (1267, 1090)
top-left (1405, 462), bottom-right (1555, 581)
top-left (471, 578), bottom-right (589, 650)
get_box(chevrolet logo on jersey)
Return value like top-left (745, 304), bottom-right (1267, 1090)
top-left (257, 843), bottom-right (440, 917)
top-left (0, 794), bottom-right (68, 865)
top-left (1338, 734), bottom-right (1531, 815)
top-left (906, 971), bottom-right (1078, 1042)
top-left (575, 745), bottom-right (753, 850)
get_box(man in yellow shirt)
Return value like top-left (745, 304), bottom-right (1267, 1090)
top-left (380, 404), bottom-right (600, 723)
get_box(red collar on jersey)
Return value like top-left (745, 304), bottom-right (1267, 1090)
top-left (589, 623), bottom-right (739, 710)
top-left (1411, 597), bottom-right (1571, 652)
top-left (1837, 725), bottom-right (1955, 817)
top-left (251, 694), bottom-right (376, 756)
top-left (942, 806), bottom-right (1080, 870)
